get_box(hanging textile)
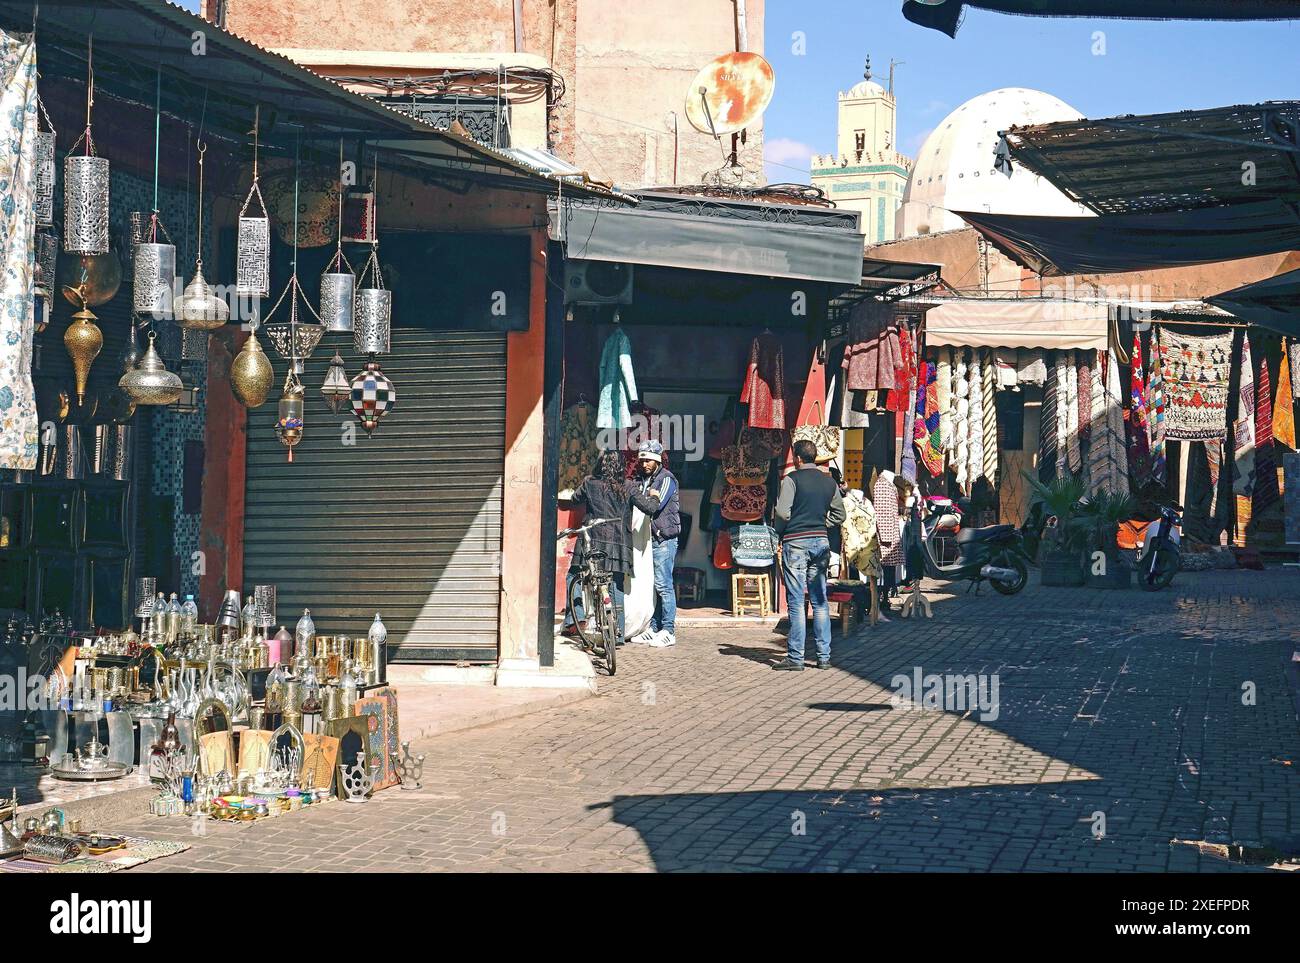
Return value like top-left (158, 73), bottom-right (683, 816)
top-left (1088, 349), bottom-right (1130, 496)
top-left (1054, 352), bottom-right (1070, 478)
top-left (1254, 354), bottom-right (1279, 511)
top-left (1205, 438), bottom-right (1223, 520)
top-left (557, 400), bottom-right (600, 494)
top-left (900, 348), bottom-right (920, 483)
top-left (919, 361), bottom-right (944, 477)
top-left (952, 350), bottom-right (971, 491)
top-left (936, 348), bottom-right (953, 452)
top-left (1077, 352), bottom-right (1092, 448)
top-left (1158, 328), bottom-right (1232, 441)
top-left (1128, 331), bottom-right (1152, 484)
top-left (740, 331), bottom-right (786, 429)
top-left (981, 350), bottom-right (998, 486)
top-left (0, 30), bottom-right (39, 471)
top-left (1232, 334), bottom-right (1256, 498)
top-left (843, 300), bottom-right (902, 392)
top-left (596, 327), bottom-right (638, 432)
top-left (1015, 348), bottom-right (1047, 386)
top-left (1274, 347), bottom-right (1296, 450)
top-left (967, 352), bottom-right (985, 494)
top-left (886, 326), bottom-right (915, 413)
top-left (840, 489), bottom-right (879, 578)
top-left (1147, 333), bottom-right (1167, 485)
top-left (994, 352), bottom-right (1018, 391)
top-left (1039, 353), bottom-right (1059, 483)
top-left (1064, 350), bottom-right (1081, 475)
top-left (1291, 340), bottom-right (1300, 401)
top-left (841, 386), bottom-right (871, 429)
top-left (873, 472), bottom-right (904, 567)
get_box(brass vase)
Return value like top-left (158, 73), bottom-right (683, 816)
top-left (63, 310), bottom-right (103, 405)
top-left (230, 330), bottom-right (273, 408)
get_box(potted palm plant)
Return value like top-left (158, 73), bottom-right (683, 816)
top-left (1023, 472), bottom-right (1088, 587)
top-left (1073, 490), bottom-right (1138, 589)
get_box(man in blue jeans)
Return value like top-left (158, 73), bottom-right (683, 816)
top-left (772, 439), bottom-right (845, 670)
top-left (628, 440), bottom-right (680, 647)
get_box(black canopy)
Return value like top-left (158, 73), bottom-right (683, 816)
top-left (902, 0), bottom-right (1300, 38)
top-left (1208, 267), bottom-right (1300, 337)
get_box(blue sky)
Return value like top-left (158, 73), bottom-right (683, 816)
top-left (763, 2), bottom-right (1300, 183)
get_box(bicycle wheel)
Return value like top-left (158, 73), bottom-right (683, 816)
top-left (566, 576), bottom-right (600, 651)
top-left (599, 594), bottom-right (618, 676)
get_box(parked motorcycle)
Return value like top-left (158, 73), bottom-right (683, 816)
top-left (1136, 503), bottom-right (1182, 591)
top-left (907, 499), bottom-right (1030, 595)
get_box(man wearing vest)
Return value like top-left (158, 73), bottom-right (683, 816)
top-left (629, 440), bottom-right (681, 647)
top-left (772, 439), bottom-right (846, 670)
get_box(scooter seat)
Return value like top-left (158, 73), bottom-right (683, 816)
top-left (956, 524), bottom-right (1015, 544)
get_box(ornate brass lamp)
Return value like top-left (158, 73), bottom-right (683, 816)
top-left (60, 252), bottom-right (121, 404)
top-left (118, 332), bottom-right (183, 406)
top-left (230, 328), bottom-right (273, 408)
top-left (175, 143), bottom-right (230, 330)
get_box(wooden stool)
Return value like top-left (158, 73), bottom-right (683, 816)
top-left (827, 588), bottom-right (858, 635)
top-left (731, 570), bottom-right (771, 618)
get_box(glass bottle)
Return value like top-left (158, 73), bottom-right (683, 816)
top-left (166, 593), bottom-right (181, 645)
top-left (151, 593), bottom-right (167, 645)
top-left (294, 609), bottom-right (315, 658)
top-left (180, 595), bottom-right (198, 640)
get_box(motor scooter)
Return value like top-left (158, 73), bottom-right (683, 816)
top-left (1136, 504), bottom-right (1182, 591)
top-left (906, 499), bottom-right (1030, 595)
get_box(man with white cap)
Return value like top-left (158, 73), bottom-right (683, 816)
top-left (627, 440), bottom-right (681, 646)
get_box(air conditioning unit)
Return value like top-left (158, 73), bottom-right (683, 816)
top-left (564, 259), bottom-right (634, 305)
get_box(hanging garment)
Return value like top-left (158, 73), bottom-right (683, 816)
top-left (557, 401), bottom-right (600, 495)
top-left (886, 327), bottom-right (916, 413)
top-left (967, 352), bottom-right (985, 494)
top-left (1016, 348), bottom-right (1047, 386)
top-left (1291, 340), bottom-right (1300, 401)
top-left (0, 31), bottom-right (39, 471)
top-left (843, 301), bottom-right (903, 392)
top-left (981, 351), bottom-right (998, 486)
top-left (1064, 350), bottom-right (1081, 475)
top-left (1077, 352), bottom-right (1092, 448)
top-left (1274, 347), bottom-right (1296, 450)
top-left (1106, 347), bottom-right (1131, 496)
top-left (841, 387), bottom-right (871, 429)
top-left (900, 349), bottom-right (919, 483)
top-left (1205, 438), bottom-right (1223, 520)
top-left (1232, 334), bottom-right (1257, 498)
top-left (936, 348), bottom-right (953, 452)
top-left (597, 328), bottom-right (638, 432)
top-left (622, 505), bottom-right (655, 639)
top-left (1054, 352), bottom-right (1070, 478)
top-left (1147, 333), bottom-right (1168, 485)
top-left (740, 331), bottom-right (787, 429)
top-left (1039, 353), bottom-right (1059, 483)
top-left (841, 489), bottom-right (880, 577)
top-left (873, 472), bottom-right (903, 567)
top-left (994, 352), bottom-right (1019, 391)
top-left (1128, 331), bottom-right (1153, 484)
top-left (952, 351), bottom-right (971, 491)
top-left (1254, 354), bottom-right (1279, 511)
top-left (1158, 328), bottom-right (1232, 441)
top-left (919, 361), bottom-right (944, 477)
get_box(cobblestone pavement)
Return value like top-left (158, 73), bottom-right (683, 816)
top-left (110, 568), bottom-right (1299, 872)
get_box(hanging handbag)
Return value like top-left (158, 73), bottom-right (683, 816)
top-left (721, 482), bottom-right (768, 522)
top-left (721, 445), bottom-right (768, 485)
top-left (730, 523), bottom-right (779, 569)
top-left (712, 528), bottom-right (734, 570)
top-left (791, 399), bottom-right (839, 464)
top-left (739, 426), bottom-right (787, 462)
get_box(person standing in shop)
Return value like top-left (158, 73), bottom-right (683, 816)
top-left (772, 439), bottom-right (846, 671)
top-left (629, 440), bottom-right (681, 647)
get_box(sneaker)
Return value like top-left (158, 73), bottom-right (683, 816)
top-left (628, 629), bottom-right (657, 645)
top-left (816, 660), bottom-right (831, 669)
top-left (772, 659), bottom-right (804, 671)
top-left (650, 630), bottom-right (676, 647)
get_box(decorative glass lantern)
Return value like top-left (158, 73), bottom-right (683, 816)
top-left (321, 352), bottom-right (350, 414)
top-left (63, 155), bottom-right (110, 255)
top-left (230, 328), bottom-right (274, 409)
top-left (349, 360), bottom-right (396, 437)
top-left (118, 332), bottom-right (184, 406)
top-left (275, 373), bottom-right (306, 462)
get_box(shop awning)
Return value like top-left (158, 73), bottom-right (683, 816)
top-left (1207, 267), bottom-right (1300, 337)
top-left (555, 191), bottom-right (868, 285)
top-left (1, 0), bottom-right (631, 202)
top-left (902, 1), bottom-right (1300, 38)
top-left (955, 202), bottom-right (1300, 277)
top-left (998, 102), bottom-right (1300, 216)
top-left (919, 298), bottom-right (1110, 350)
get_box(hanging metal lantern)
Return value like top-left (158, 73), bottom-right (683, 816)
top-left (320, 269), bottom-right (355, 333)
top-left (63, 310), bottom-right (102, 405)
top-left (132, 240), bottom-right (176, 319)
top-left (230, 329), bottom-right (274, 408)
top-left (118, 331), bottom-right (183, 406)
top-left (237, 184), bottom-right (270, 298)
top-left (349, 360), bottom-right (396, 437)
top-left (35, 128), bottom-right (55, 227)
top-left (34, 231), bottom-right (58, 303)
top-left (63, 155), bottom-right (110, 255)
top-left (275, 374), bottom-right (306, 462)
top-left (263, 319), bottom-right (325, 377)
top-left (355, 288), bottom-right (391, 355)
top-left (321, 352), bottom-right (350, 413)
top-left (176, 144), bottom-right (230, 330)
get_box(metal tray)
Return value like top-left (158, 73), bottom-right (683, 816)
top-left (49, 761), bottom-right (133, 781)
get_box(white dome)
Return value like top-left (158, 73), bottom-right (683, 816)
top-left (845, 79), bottom-right (887, 99)
top-left (898, 87), bottom-right (1093, 238)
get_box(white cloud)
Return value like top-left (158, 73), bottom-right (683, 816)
top-left (764, 137), bottom-right (816, 168)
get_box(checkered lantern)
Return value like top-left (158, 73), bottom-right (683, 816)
top-left (350, 361), bottom-right (396, 436)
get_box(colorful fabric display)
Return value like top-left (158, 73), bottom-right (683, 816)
top-left (1158, 328), bottom-right (1232, 441)
top-left (1274, 347), bottom-right (1296, 450)
top-left (1039, 354), bottom-right (1059, 483)
top-left (1128, 331), bottom-right (1152, 484)
top-left (1254, 353), bottom-right (1279, 511)
top-left (1147, 333), bottom-right (1167, 485)
top-left (740, 331), bottom-right (786, 429)
top-left (952, 350), bottom-right (970, 491)
top-left (982, 350), bottom-right (998, 486)
top-left (1232, 334), bottom-right (1257, 498)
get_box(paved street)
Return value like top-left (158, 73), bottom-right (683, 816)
top-left (112, 568), bottom-right (1299, 872)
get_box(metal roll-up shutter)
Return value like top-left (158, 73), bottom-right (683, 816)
top-left (243, 329), bottom-right (506, 663)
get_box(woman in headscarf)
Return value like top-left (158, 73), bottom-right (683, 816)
top-left (561, 449), bottom-right (635, 641)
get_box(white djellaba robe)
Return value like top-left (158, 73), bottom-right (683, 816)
top-left (621, 505), bottom-right (655, 639)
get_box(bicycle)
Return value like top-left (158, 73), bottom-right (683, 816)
top-left (557, 516), bottom-right (619, 676)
